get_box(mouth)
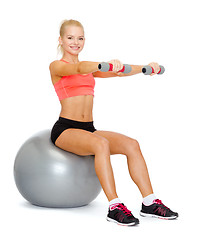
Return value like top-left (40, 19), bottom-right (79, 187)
top-left (70, 46), bottom-right (80, 50)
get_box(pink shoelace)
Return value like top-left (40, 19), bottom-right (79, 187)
top-left (153, 199), bottom-right (170, 210)
top-left (117, 204), bottom-right (132, 216)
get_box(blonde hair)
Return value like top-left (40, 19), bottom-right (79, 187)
top-left (57, 19), bottom-right (84, 55)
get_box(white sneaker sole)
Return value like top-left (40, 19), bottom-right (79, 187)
top-left (106, 217), bottom-right (139, 226)
top-left (140, 211), bottom-right (178, 220)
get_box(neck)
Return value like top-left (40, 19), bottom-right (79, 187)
top-left (62, 53), bottom-right (79, 64)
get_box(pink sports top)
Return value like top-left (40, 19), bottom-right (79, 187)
top-left (54, 59), bottom-right (95, 101)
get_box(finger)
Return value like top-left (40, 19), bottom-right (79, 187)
top-left (113, 63), bottom-right (117, 72)
top-left (111, 60), bottom-right (117, 72)
top-left (150, 72), bottom-right (157, 76)
top-left (154, 63), bottom-right (160, 73)
top-left (115, 60), bottom-right (120, 72)
top-left (117, 60), bottom-right (123, 72)
top-left (119, 63), bottom-right (124, 72)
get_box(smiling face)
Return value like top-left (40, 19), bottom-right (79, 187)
top-left (59, 25), bottom-right (85, 56)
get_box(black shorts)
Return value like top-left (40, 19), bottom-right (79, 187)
top-left (51, 117), bottom-right (97, 145)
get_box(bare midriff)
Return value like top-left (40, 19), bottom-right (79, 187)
top-left (59, 95), bottom-right (94, 122)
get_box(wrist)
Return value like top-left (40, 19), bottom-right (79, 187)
top-left (140, 65), bottom-right (144, 72)
top-left (78, 61), bottom-right (100, 74)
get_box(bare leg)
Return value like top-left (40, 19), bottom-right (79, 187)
top-left (126, 142), bottom-right (153, 198)
top-left (55, 129), bottom-right (118, 202)
top-left (94, 143), bottom-right (118, 201)
top-left (94, 130), bottom-right (154, 198)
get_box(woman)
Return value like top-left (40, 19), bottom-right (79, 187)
top-left (50, 19), bottom-right (178, 226)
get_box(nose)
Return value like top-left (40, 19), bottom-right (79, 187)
top-left (74, 37), bottom-right (79, 45)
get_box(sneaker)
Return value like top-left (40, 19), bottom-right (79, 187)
top-left (140, 199), bottom-right (178, 220)
top-left (106, 203), bottom-right (139, 226)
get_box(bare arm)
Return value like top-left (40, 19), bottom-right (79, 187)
top-left (118, 65), bottom-right (144, 77)
top-left (93, 65), bottom-right (144, 78)
top-left (49, 60), bottom-right (100, 77)
top-left (93, 61), bottom-right (161, 78)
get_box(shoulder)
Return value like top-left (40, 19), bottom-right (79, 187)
top-left (49, 60), bottom-right (65, 74)
top-left (49, 60), bottom-right (60, 69)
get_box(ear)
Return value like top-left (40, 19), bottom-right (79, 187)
top-left (58, 36), bottom-right (63, 45)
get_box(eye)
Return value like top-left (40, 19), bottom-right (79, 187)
top-left (79, 37), bottom-right (84, 41)
top-left (68, 36), bottom-right (73, 40)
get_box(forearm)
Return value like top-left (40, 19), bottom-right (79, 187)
top-left (93, 64), bottom-right (144, 78)
top-left (77, 61), bottom-right (100, 74)
top-left (77, 62), bottom-right (143, 76)
top-left (130, 65), bottom-right (144, 75)
top-left (118, 65), bottom-right (144, 77)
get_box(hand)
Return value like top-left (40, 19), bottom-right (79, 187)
top-left (148, 62), bottom-right (161, 76)
top-left (108, 59), bottom-right (123, 73)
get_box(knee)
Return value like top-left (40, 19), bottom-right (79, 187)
top-left (94, 137), bottom-right (110, 154)
top-left (127, 138), bottom-right (141, 154)
top-left (132, 139), bottom-right (140, 149)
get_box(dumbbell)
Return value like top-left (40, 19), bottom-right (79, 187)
top-left (98, 62), bottom-right (132, 74)
top-left (142, 65), bottom-right (165, 75)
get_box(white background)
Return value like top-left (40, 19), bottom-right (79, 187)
top-left (1, 0), bottom-right (197, 239)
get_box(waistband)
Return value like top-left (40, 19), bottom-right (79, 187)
top-left (58, 117), bottom-right (94, 126)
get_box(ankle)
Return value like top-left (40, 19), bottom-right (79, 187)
top-left (143, 193), bottom-right (157, 206)
top-left (109, 198), bottom-right (121, 210)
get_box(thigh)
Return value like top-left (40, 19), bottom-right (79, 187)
top-left (94, 130), bottom-right (137, 155)
top-left (55, 128), bottom-right (104, 156)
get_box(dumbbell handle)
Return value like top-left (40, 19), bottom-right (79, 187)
top-left (142, 65), bottom-right (165, 75)
top-left (98, 62), bottom-right (132, 74)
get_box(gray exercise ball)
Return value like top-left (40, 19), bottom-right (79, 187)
top-left (14, 129), bottom-right (101, 208)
